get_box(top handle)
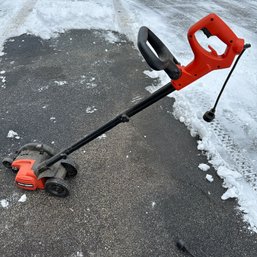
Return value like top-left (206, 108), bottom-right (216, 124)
top-left (189, 13), bottom-right (244, 57)
top-left (172, 13), bottom-right (245, 90)
top-left (137, 26), bottom-right (181, 80)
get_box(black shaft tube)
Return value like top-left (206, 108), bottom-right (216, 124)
top-left (125, 82), bottom-right (175, 117)
top-left (37, 82), bottom-right (175, 172)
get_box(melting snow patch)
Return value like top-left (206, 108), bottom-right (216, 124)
top-left (85, 83), bottom-right (97, 89)
top-left (38, 85), bottom-right (49, 92)
top-left (18, 194), bottom-right (27, 203)
top-left (86, 106), bottom-right (97, 114)
top-left (50, 117), bottom-right (56, 122)
top-left (103, 31), bottom-right (120, 43)
top-left (198, 163), bottom-right (210, 171)
top-left (206, 174), bottom-right (214, 183)
top-left (76, 251), bottom-right (84, 257)
top-left (0, 199), bottom-right (9, 208)
top-left (0, 75), bottom-right (6, 83)
top-left (98, 134), bottom-right (107, 140)
top-left (143, 70), bottom-right (159, 79)
top-left (151, 201), bottom-right (156, 208)
top-left (7, 130), bottom-right (20, 139)
top-left (54, 81), bottom-right (67, 86)
top-left (0, 70), bottom-right (5, 74)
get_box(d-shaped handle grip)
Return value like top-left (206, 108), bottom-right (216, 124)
top-left (137, 26), bottom-right (181, 80)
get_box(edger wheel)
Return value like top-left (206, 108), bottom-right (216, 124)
top-left (2, 157), bottom-right (13, 169)
top-left (45, 178), bottom-right (69, 197)
top-left (2, 157), bottom-right (18, 173)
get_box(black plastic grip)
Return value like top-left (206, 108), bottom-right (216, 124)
top-left (137, 26), bottom-right (181, 80)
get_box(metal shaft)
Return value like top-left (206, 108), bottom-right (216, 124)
top-left (36, 82), bottom-right (175, 173)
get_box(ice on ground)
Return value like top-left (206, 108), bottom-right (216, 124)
top-left (7, 130), bottom-right (20, 139)
top-left (198, 163), bottom-right (210, 172)
top-left (18, 194), bottom-right (27, 203)
top-left (0, 199), bottom-right (9, 208)
top-left (206, 174), bottom-right (214, 183)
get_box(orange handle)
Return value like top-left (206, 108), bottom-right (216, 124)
top-left (172, 13), bottom-right (245, 90)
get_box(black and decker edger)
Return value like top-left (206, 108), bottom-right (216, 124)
top-left (2, 13), bottom-right (250, 197)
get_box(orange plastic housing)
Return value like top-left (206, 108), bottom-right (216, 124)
top-left (12, 159), bottom-right (45, 190)
top-left (172, 13), bottom-right (244, 90)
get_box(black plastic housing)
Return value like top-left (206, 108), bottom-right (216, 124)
top-left (137, 26), bottom-right (181, 80)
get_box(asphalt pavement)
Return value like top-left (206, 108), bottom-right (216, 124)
top-left (0, 29), bottom-right (257, 257)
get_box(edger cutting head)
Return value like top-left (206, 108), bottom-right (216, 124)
top-left (2, 143), bottom-right (78, 197)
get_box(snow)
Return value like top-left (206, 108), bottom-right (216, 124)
top-left (97, 134), bottom-right (107, 140)
top-left (50, 117), bottom-right (56, 122)
top-left (54, 80), bottom-right (67, 86)
top-left (0, 0), bottom-right (257, 232)
top-left (0, 199), bottom-right (9, 208)
top-left (206, 174), bottom-right (214, 183)
top-left (7, 130), bottom-right (20, 139)
top-left (86, 106), bottom-right (97, 114)
top-left (198, 163), bottom-right (211, 172)
top-left (18, 194), bottom-right (27, 203)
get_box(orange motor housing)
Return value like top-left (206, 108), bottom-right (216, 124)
top-left (12, 159), bottom-right (45, 190)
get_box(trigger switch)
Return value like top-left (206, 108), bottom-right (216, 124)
top-left (208, 45), bottom-right (218, 56)
top-left (201, 27), bottom-right (213, 38)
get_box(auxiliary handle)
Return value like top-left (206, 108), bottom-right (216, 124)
top-left (137, 26), bottom-right (181, 80)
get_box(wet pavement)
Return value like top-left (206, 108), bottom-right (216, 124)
top-left (0, 29), bottom-right (257, 257)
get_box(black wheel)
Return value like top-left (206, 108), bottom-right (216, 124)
top-left (2, 157), bottom-right (13, 169)
top-left (2, 157), bottom-right (18, 173)
top-left (61, 159), bottom-right (78, 178)
top-left (45, 178), bottom-right (69, 197)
